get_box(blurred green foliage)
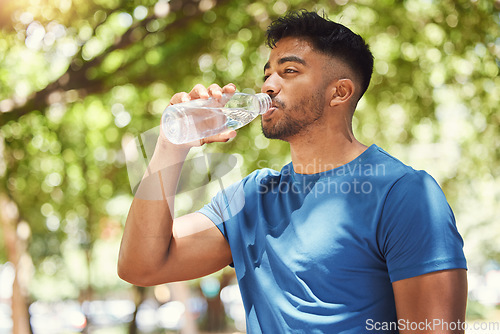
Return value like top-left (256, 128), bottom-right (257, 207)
top-left (0, 0), bottom-right (499, 307)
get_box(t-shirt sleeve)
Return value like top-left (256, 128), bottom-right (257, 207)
top-left (379, 170), bottom-right (467, 282)
top-left (197, 177), bottom-right (247, 241)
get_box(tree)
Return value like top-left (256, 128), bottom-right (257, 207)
top-left (0, 0), bottom-right (499, 331)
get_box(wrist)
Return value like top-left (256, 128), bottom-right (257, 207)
top-left (157, 132), bottom-right (186, 149)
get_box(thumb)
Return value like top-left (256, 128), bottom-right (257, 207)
top-left (201, 130), bottom-right (237, 145)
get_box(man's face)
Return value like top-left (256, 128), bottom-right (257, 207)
top-left (261, 37), bottom-right (331, 141)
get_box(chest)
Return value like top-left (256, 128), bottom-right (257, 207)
top-left (271, 199), bottom-right (383, 273)
top-left (238, 187), bottom-right (387, 277)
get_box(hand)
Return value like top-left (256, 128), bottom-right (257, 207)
top-left (164, 83), bottom-right (238, 147)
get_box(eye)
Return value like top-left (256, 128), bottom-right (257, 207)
top-left (284, 68), bottom-right (297, 74)
top-left (263, 75), bottom-right (270, 81)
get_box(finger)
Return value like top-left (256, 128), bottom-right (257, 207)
top-left (189, 84), bottom-right (209, 100)
top-left (201, 130), bottom-right (237, 145)
top-left (222, 83), bottom-right (237, 94)
top-left (169, 92), bottom-right (190, 105)
top-left (207, 84), bottom-right (223, 99)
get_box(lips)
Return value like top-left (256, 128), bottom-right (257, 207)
top-left (262, 106), bottom-right (277, 121)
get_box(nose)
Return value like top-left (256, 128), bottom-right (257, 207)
top-left (261, 74), bottom-right (280, 97)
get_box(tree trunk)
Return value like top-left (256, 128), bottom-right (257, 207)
top-left (199, 271), bottom-right (235, 332)
top-left (170, 281), bottom-right (199, 334)
top-left (79, 235), bottom-right (94, 333)
top-left (128, 286), bottom-right (146, 334)
top-left (0, 193), bottom-right (32, 334)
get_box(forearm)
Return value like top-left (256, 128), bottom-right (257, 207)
top-left (118, 136), bottom-right (190, 284)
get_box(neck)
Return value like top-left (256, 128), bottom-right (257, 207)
top-left (288, 114), bottom-right (368, 175)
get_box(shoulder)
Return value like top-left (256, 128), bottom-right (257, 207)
top-left (209, 166), bottom-right (283, 205)
top-left (366, 145), bottom-right (416, 177)
top-left (240, 165), bottom-right (288, 188)
top-left (367, 145), bottom-right (444, 193)
top-left (248, 167), bottom-right (282, 181)
top-left (387, 169), bottom-right (447, 205)
top-left (378, 168), bottom-right (457, 251)
top-left (371, 146), bottom-right (455, 235)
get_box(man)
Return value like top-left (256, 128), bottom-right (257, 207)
top-left (118, 10), bottom-right (467, 333)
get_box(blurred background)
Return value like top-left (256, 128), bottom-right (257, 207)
top-left (0, 0), bottom-right (499, 333)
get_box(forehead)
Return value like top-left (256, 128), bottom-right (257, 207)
top-left (265, 37), bottom-right (327, 70)
top-left (272, 37), bottom-right (313, 56)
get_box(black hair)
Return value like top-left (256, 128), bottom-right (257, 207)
top-left (266, 10), bottom-right (374, 97)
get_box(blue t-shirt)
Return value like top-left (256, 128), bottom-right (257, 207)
top-left (198, 144), bottom-right (467, 333)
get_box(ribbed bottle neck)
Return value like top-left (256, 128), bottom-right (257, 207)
top-left (255, 93), bottom-right (272, 115)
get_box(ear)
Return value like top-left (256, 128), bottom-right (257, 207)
top-left (329, 79), bottom-right (355, 107)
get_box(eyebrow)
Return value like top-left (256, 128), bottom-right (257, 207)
top-left (264, 56), bottom-right (307, 72)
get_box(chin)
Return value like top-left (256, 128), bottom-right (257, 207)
top-left (261, 119), bottom-right (300, 141)
top-left (261, 129), bottom-right (290, 142)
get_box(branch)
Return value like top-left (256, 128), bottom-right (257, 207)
top-left (0, 0), bottom-right (228, 126)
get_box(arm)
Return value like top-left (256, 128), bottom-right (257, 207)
top-left (393, 268), bottom-right (468, 334)
top-left (381, 172), bottom-right (468, 332)
top-left (118, 84), bottom-right (236, 287)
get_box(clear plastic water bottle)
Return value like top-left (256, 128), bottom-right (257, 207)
top-left (162, 92), bottom-right (271, 144)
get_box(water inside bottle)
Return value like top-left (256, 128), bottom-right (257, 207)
top-left (164, 104), bottom-right (259, 144)
top-left (189, 106), bottom-right (255, 134)
top-left (223, 108), bottom-right (255, 128)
